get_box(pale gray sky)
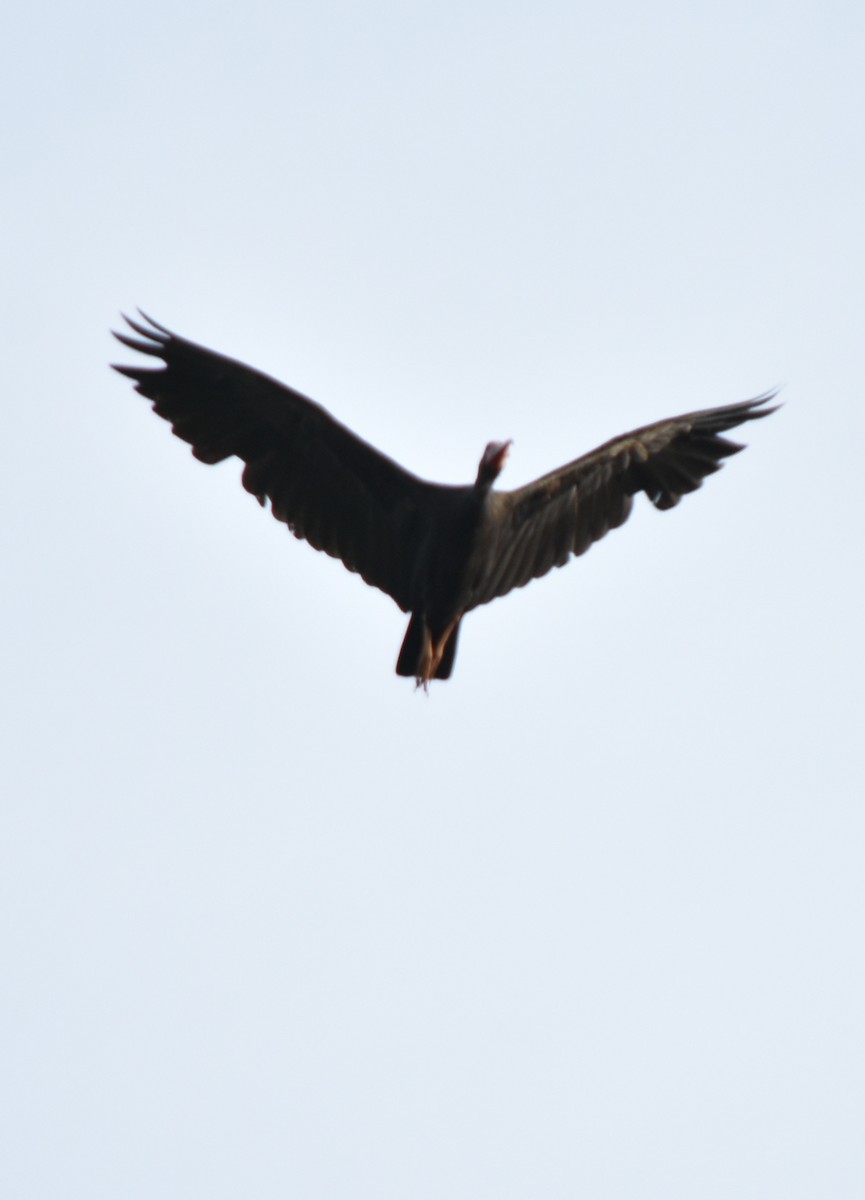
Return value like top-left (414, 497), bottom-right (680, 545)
top-left (3, 1), bottom-right (864, 1196)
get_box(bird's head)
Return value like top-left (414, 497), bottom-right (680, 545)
top-left (475, 439), bottom-right (512, 488)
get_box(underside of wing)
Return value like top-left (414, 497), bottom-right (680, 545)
top-left (112, 312), bottom-right (436, 611)
top-left (468, 391), bottom-right (778, 608)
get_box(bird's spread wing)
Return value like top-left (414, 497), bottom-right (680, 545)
top-left (468, 392), bottom-right (778, 608)
top-left (112, 312), bottom-right (435, 611)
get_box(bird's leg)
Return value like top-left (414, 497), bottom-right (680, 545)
top-left (427, 619), bottom-right (459, 681)
top-left (413, 618), bottom-right (459, 689)
top-left (415, 630), bottom-right (435, 691)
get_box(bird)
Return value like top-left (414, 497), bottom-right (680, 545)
top-left (112, 312), bottom-right (777, 687)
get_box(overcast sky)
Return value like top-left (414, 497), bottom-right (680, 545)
top-left (3, 1), bottom-right (864, 1196)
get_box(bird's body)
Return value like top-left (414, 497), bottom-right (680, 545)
top-left (113, 313), bottom-right (777, 686)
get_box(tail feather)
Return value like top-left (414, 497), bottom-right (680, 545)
top-left (396, 613), bottom-right (426, 678)
top-left (396, 614), bottom-right (462, 684)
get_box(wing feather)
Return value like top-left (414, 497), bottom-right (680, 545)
top-left (112, 312), bottom-right (436, 611)
top-left (468, 392), bottom-right (777, 608)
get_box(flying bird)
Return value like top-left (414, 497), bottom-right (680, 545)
top-left (112, 313), bottom-right (777, 686)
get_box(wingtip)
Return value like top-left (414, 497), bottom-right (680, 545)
top-left (746, 386), bottom-right (783, 417)
top-left (110, 362), bottom-right (146, 379)
top-left (135, 308), bottom-right (172, 334)
top-left (111, 312), bottom-right (174, 373)
top-left (111, 309), bottom-right (172, 343)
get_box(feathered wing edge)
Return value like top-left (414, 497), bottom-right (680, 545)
top-left (468, 391), bottom-right (779, 608)
top-left (111, 311), bottom-right (437, 612)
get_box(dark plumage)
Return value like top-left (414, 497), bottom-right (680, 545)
top-left (112, 312), bottom-right (777, 686)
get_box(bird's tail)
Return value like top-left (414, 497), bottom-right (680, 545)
top-left (396, 614), bottom-right (461, 685)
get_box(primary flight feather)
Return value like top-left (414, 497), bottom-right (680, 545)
top-left (113, 312), bottom-right (777, 686)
